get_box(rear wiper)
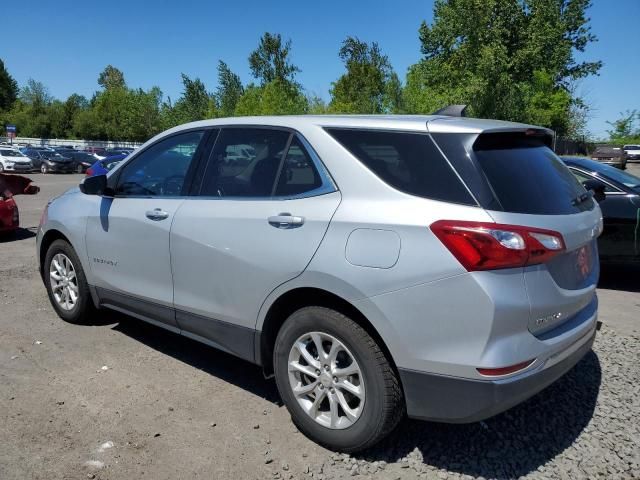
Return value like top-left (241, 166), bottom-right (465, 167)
top-left (571, 191), bottom-right (593, 206)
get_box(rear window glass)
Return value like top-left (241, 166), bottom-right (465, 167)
top-left (473, 133), bottom-right (593, 214)
top-left (326, 129), bottom-right (475, 205)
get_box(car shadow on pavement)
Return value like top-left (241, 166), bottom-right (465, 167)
top-left (109, 313), bottom-right (282, 405)
top-left (598, 264), bottom-right (640, 292)
top-left (0, 227), bottom-right (37, 242)
top-left (358, 351), bottom-right (602, 478)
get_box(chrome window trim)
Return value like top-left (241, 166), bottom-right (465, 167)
top-left (568, 166), bottom-right (625, 194)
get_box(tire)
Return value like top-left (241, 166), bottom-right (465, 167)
top-left (43, 239), bottom-right (97, 324)
top-left (76, 164), bottom-right (84, 174)
top-left (41, 164), bottom-right (48, 174)
top-left (0, 163), bottom-right (4, 172)
top-left (274, 307), bottom-right (404, 452)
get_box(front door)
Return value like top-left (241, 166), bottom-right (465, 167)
top-left (85, 130), bottom-right (206, 327)
top-left (170, 128), bottom-right (340, 358)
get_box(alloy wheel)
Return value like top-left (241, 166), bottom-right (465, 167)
top-left (287, 331), bottom-right (365, 429)
top-left (49, 253), bottom-right (79, 311)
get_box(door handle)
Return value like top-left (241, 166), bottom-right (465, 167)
top-left (268, 213), bottom-right (305, 229)
top-left (145, 208), bottom-right (170, 221)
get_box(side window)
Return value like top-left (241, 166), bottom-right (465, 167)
top-left (326, 128), bottom-right (475, 204)
top-left (200, 128), bottom-right (290, 197)
top-left (274, 137), bottom-right (322, 196)
top-left (569, 168), bottom-right (619, 193)
top-left (115, 131), bottom-right (204, 197)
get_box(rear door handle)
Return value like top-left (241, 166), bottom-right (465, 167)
top-left (145, 208), bottom-right (170, 221)
top-left (268, 214), bottom-right (305, 229)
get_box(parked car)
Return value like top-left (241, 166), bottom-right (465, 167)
top-left (84, 146), bottom-right (107, 157)
top-left (0, 173), bottom-right (39, 235)
top-left (73, 151), bottom-right (103, 173)
top-left (0, 148), bottom-right (33, 173)
top-left (36, 151), bottom-right (75, 174)
top-left (38, 115), bottom-right (601, 452)
top-left (563, 156), bottom-right (640, 264)
top-left (85, 154), bottom-right (127, 177)
top-left (21, 147), bottom-right (53, 170)
top-left (623, 144), bottom-right (640, 162)
top-left (591, 144), bottom-right (627, 169)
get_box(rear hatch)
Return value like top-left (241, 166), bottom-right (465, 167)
top-left (431, 128), bottom-right (601, 336)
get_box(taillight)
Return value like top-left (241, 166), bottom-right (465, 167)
top-left (430, 220), bottom-right (565, 271)
top-left (85, 168), bottom-right (94, 176)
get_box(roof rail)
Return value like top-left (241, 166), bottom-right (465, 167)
top-left (432, 105), bottom-right (467, 117)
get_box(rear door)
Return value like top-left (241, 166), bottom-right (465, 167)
top-left (433, 130), bottom-right (602, 336)
top-left (170, 127), bottom-right (340, 358)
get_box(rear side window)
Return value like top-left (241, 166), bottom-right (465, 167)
top-left (326, 129), bottom-right (475, 205)
top-left (473, 133), bottom-right (593, 214)
top-left (274, 137), bottom-right (322, 196)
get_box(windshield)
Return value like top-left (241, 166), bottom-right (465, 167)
top-left (0, 149), bottom-right (26, 157)
top-left (623, 145), bottom-right (640, 151)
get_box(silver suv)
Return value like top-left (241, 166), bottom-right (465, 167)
top-left (38, 115), bottom-right (602, 451)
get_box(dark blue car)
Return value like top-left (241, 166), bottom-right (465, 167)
top-left (562, 156), bottom-right (640, 264)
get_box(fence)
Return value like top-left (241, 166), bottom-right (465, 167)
top-left (0, 136), bottom-right (143, 149)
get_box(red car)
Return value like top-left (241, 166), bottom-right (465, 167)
top-left (0, 174), bottom-right (39, 235)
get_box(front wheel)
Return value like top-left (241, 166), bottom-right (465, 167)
top-left (41, 164), bottom-right (49, 174)
top-left (274, 307), bottom-right (404, 452)
top-left (76, 164), bottom-right (84, 174)
top-left (44, 239), bottom-right (97, 323)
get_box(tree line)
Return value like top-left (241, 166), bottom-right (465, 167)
top-left (0, 0), bottom-right (632, 144)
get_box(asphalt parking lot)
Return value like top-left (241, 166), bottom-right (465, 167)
top-left (1, 171), bottom-right (639, 480)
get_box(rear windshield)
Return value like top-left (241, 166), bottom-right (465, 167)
top-left (326, 129), bottom-right (475, 205)
top-left (473, 133), bottom-right (593, 214)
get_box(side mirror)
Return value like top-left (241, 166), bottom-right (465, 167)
top-left (582, 179), bottom-right (606, 202)
top-left (80, 174), bottom-right (112, 196)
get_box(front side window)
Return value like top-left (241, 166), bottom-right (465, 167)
top-left (115, 130), bottom-right (204, 197)
top-left (200, 128), bottom-right (290, 197)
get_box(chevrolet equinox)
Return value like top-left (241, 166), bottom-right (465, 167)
top-left (38, 114), bottom-right (602, 451)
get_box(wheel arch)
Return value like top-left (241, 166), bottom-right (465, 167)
top-left (258, 287), bottom-right (400, 380)
top-left (39, 229), bottom-right (72, 279)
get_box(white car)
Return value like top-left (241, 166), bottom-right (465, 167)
top-left (0, 148), bottom-right (33, 173)
top-left (623, 144), bottom-right (640, 162)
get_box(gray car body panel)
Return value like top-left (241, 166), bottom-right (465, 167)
top-left (38, 114), bottom-right (601, 422)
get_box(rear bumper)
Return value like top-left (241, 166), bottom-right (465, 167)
top-left (399, 326), bottom-right (596, 423)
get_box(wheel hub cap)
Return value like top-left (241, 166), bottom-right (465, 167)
top-left (287, 331), bottom-right (365, 429)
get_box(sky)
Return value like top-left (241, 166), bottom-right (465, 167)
top-left (2, 0), bottom-right (638, 139)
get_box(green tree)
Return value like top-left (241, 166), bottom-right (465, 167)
top-left (329, 37), bottom-right (400, 114)
top-left (170, 74), bottom-right (212, 124)
top-left (607, 110), bottom-right (640, 143)
top-left (249, 33), bottom-right (300, 85)
top-left (404, 0), bottom-right (601, 137)
top-left (98, 65), bottom-right (126, 90)
top-left (234, 84), bottom-right (263, 116)
top-left (216, 60), bottom-right (244, 117)
top-left (0, 59), bottom-right (18, 111)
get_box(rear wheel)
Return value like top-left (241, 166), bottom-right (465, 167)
top-left (44, 239), bottom-right (97, 323)
top-left (274, 307), bottom-right (404, 452)
top-left (76, 164), bottom-right (84, 174)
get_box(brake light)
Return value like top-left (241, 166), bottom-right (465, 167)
top-left (85, 168), bottom-right (94, 177)
top-left (430, 220), bottom-right (565, 271)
